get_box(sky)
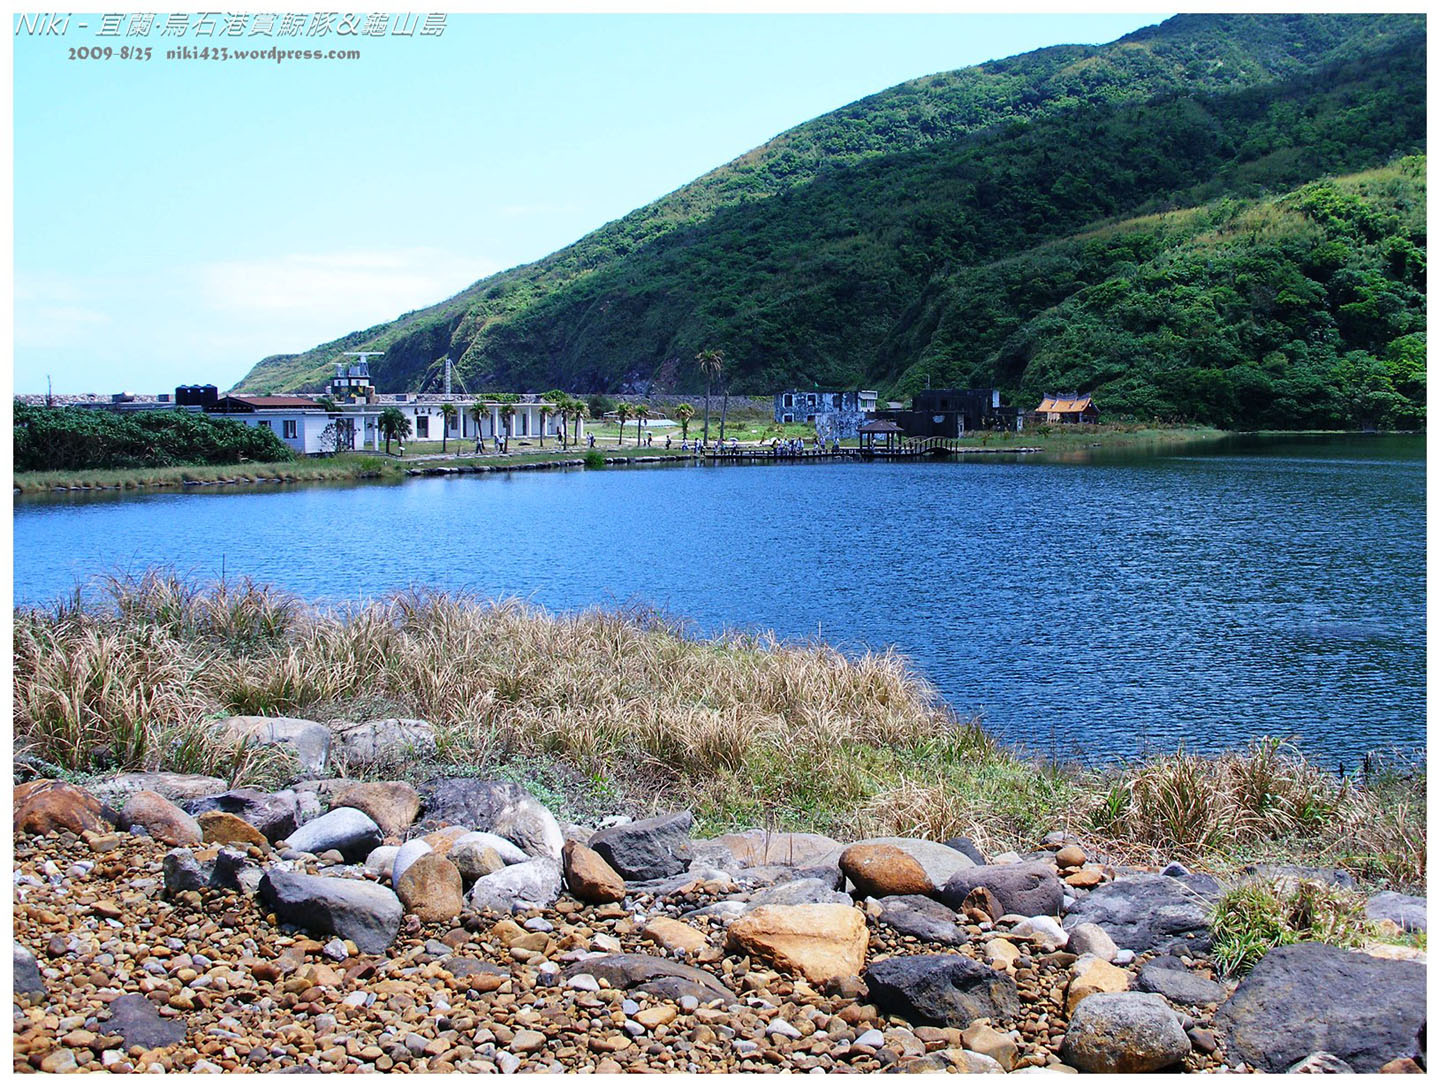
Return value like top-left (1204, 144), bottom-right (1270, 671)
top-left (12, 10), bottom-right (1172, 394)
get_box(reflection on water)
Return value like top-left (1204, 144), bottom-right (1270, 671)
top-left (14, 434), bottom-right (1425, 764)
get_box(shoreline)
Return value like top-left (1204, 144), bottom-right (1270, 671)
top-left (10, 425), bottom-right (1316, 497)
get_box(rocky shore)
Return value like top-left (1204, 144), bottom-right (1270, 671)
top-left (13, 716), bottom-right (1428, 1075)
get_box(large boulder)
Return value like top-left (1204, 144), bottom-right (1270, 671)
top-left (418, 778), bottom-right (563, 859)
top-left (820, 837), bottom-right (974, 890)
top-left (715, 830), bottom-right (843, 868)
top-left (1061, 874), bottom-right (1216, 954)
top-left (563, 840), bottom-right (626, 903)
top-left (1060, 992), bottom-right (1191, 1073)
top-left (941, 863), bottom-right (1063, 918)
top-left (196, 811), bottom-right (270, 851)
top-left (329, 717), bottom-right (437, 766)
top-left (1365, 891), bottom-right (1426, 934)
top-left (14, 779), bottom-right (108, 836)
top-left (219, 715), bottom-right (330, 775)
top-left (875, 895), bottom-right (966, 946)
top-left (863, 954), bottom-right (1020, 1029)
top-left (1214, 942), bottom-right (1427, 1073)
top-left (329, 781), bottom-right (421, 838)
top-left (567, 954), bottom-right (735, 1004)
top-left (118, 790), bottom-right (202, 846)
top-left (589, 811), bottom-right (693, 881)
top-left (391, 839), bottom-right (434, 886)
top-left (726, 904), bottom-right (869, 986)
top-left (466, 857), bottom-right (562, 914)
top-left (840, 843), bottom-right (934, 898)
top-left (90, 772), bottom-right (228, 802)
top-left (184, 788), bottom-right (300, 843)
top-left (447, 830), bottom-right (528, 866)
top-left (259, 871), bottom-right (403, 954)
top-left (395, 854), bottom-right (465, 924)
top-left (747, 878), bottom-right (851, 909)
top-left (284, 807), bottom-right (382, 861)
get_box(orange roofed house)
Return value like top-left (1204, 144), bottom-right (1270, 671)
top-left (1035, 392), bottom-right (1099, 425)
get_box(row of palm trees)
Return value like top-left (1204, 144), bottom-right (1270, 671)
top-left (368, 348), bottom-right (727, 456)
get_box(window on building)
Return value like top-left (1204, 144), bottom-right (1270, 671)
top-left (782, 413), bottom-right (794, 423)
top-left (832, 394), bottom-right (842, 408)
top-left (256, 420), bottom-right (271, 429)
top-left (283, 420), bottom-right (297, 439)
top-left (416, 416), bottom-right (429, 438)
top-left (783, 394), bottom-right (793, 408)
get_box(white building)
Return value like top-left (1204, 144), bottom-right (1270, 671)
top-left (206, 393), bottom-right (576, 456)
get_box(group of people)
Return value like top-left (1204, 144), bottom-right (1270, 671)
top-left (472, 434), bottom-right (510, 454)
top-left (772, 436), bottom-right (840, 456)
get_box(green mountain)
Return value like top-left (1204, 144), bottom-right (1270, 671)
top-left (237, 13), bottom-right (1426, 428)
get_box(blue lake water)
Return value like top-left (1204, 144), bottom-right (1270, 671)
top-left (13, 434), bottom-right (1425, 765)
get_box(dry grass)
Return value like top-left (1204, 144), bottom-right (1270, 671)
top-left (1210, 878), bottom-right (1374, 976)
top-left (11, 574), bottom-right (1425, 890)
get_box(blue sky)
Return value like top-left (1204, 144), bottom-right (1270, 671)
top-left (13, 11), bottom-right (1170, 394)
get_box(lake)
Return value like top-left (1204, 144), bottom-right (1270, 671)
top-left (13, 434), bottom-right (1425, 766)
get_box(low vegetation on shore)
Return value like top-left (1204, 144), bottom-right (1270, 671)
top-left (13, 573), bottom-right (1424, 891)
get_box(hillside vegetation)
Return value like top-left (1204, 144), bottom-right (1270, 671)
top-left (237, 14), bottom-right (1426, 429)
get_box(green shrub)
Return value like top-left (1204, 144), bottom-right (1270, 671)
top-left (1211, 878), bottom-right (1373, 976)
top-left (583, 449), bottom-right (606, 469)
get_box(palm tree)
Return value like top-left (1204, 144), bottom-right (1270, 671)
top-left (696, 348), bottom-right (724, 442)
top-left (377, 407), bottom-right (411, 455)
top-left (614, 402), bottom-right (632, 446)
top-left (569, 398), bottom-right (588, 447)
top-left (467, 403), bottom-right (487, 448)
top-left (440, 403), bottom-right (457, 453)
top-left (636, 403), bottom-right (651, 445)
top-left (499, 404), bottom-right (516, 449)
top-left (674, 402), bottom-right (695, 442)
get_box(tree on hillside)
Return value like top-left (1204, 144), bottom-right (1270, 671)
top-left (675, 402), bottom-right (694, 441)
top-left (440, 402), bottom-right (457, 453)
top-left (614, 402), bottom-right (633, 446)
top-left (697, 349), bottom-right (725, 442)
top-left (377, 407), bottom-right (411, 455)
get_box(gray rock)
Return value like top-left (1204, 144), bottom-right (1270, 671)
top-left (863, 954), bottom-right (1020, 1029)
top-left (1060, 992), bottom-right (1191, 1073)
top-left (747, 878), bottom-right (851, 909)
top-left (820, 837), bottom-right (975, 890)
top-left (567, 954), bottom-right (735, 1004)
top-left (184, 788), bottom-right (300, 843)
top-left (941, 862), bottom-right (1064, 917)
top-left (418, 778), bottom-right (563, 859)
top-left (259, 871), bottom-right (403, 954)
top-left (364, 845), bottom-right (399, 880)
top-left (90, 772), bottom-right (228, 802)
top-left (329, 717), bottom-right (437, 766)
top-left (1214, 942), bottom-right (1427, 1073)
top-left (1061, 874), bottom-right (1216, 954)
top-left (103, 993), bottom-right (187, 1050)
top-left (14, 945), bottom-right (46, 1004)
top-left (943, 836), bottom-right (987, 866)
top-left (1287, 1052), bottom-right (1356, 1073)
top-left (1065, 922), bottom-right (1119, 962)
top-left (162, 848), bottom-right (210, 895)
top-left (219, 715), bottom-right (331, 775)
top-left (1135, 957), bottom-right (1225, 1006)
top-left (589, 811), bottom-right (694, 881)
top-left (736, 864), bottom-right (845, 890)
top-left (466, 857), bottom-right (562, 914)
top-left (284, 807), bottom-right (382, 861)
top-left (210, 848), bottom-right (263, 896)
top-left (1365, 891), bottom-right (1426, 933)
top-left (875, 895), bottom-right (966, 946)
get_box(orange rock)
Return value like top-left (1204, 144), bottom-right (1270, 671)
top-left (331, 782), bottom-right (421, 838)
top-left (839, 843), bottom-right (934, 898)
top-left (1055, 844), bottom-right (1087, 869)
top-left (395, 853), bottom-right (464, 924)
top-left (119, 791), bottom-right (202, 847)
top-left (726, 904), bottom-right (868, 986)
top-left (563, 840), bottom-right (626, 904)
top-left (197, 811), bottom-right (270, 852)
top-left (642, 917), bottom-right (708, 954)
top-left (14, 780), bottom-right (108, 836)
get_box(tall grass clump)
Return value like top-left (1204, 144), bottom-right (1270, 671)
top-left (1210, 878), bottom-right (1373, 976)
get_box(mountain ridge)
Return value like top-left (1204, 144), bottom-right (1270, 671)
top-left (235, 13), bottom-right (1426, 427)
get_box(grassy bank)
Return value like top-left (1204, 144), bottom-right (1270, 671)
top-left (14, 573), bottom-right (1423, 891)
top-left (953, 423), bottom-right (1228, 453)
top-left (12, 454), bottom-right (394, 494)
